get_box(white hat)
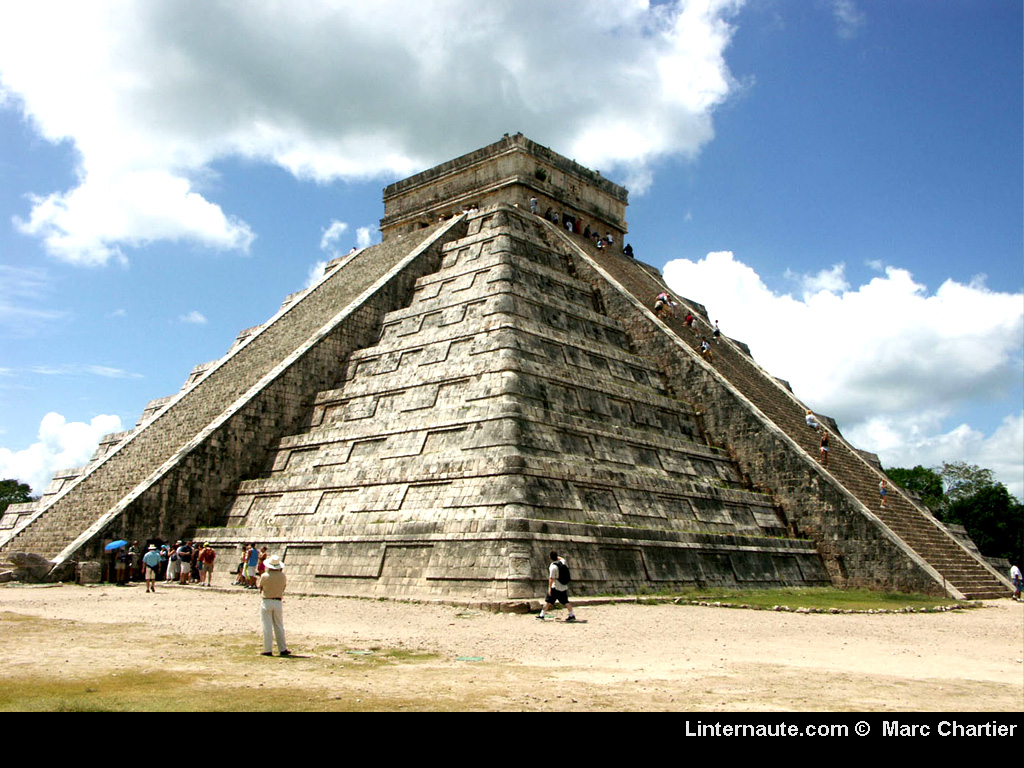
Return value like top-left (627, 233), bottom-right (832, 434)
top-left (264, 555), bottom-right (284, 570)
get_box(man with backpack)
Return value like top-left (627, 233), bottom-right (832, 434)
top-left (536, 551), bottom-right (578, 622)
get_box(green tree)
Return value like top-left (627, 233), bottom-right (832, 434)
top-left (942, 483), bottom-right (1024, 563)
top-left (885, 465), bottom-right (946, 511)
top-left (0, 478), bottom-right (33, 515)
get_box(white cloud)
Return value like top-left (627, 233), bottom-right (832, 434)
top-left (785, 263), bottom-right (850, 296)
top-left (305, 260), bottom-right (328, 290)
top-left (0, 265), bottom-right (68, 335)
top-left (14, 169), bottom-right (255, 267)
top-left (179, 310), bottom-right (207, 325)
top-left (664, 251), bottom-right (1024, 494)
top-left (319, 220), bottom-right (349, 254)
top-left (846, 412), bottom-right (1024, 502)
top-left (356, 226), bottom-right (375, 249)
top-left (29, 364), bottom-right (143, 379)
top-left (832, 0), bottom-right (866, 39)
top-left (0, 411), bottom-right (123, 495)
top-left (0, 0), bottom-right (743, 265)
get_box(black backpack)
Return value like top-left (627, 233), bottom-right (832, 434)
top-left (556, 560), bottom-right (571, 585)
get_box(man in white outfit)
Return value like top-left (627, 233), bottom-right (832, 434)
top-left (258, 555), bottom-right (290, 657)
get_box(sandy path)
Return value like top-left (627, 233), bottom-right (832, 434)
top-left (1, 583), bottom-right (1021, 711)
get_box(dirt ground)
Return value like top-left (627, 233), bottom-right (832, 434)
top-left (1, 582), bottom-right (1021, 711)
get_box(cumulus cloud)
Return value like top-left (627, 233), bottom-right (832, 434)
top-left (0, 411), bottom-right (123, 495)
top-left (664, 251), bottom-right (1024, 493)
top-left (0, 0), bottom-right (743, 265)
top-left (356, 226), bottom-right (375, 249)
top-left (319, 220), bottom-right (349, 254)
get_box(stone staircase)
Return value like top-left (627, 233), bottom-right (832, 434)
top-left (554, 228), bottom-right (1008, 599)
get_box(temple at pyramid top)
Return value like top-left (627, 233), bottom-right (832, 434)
top-left (379, 132), bottom-right (628, 241)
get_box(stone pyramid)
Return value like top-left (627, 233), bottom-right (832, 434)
top-left (0, 134), bottom-right (1009, 600)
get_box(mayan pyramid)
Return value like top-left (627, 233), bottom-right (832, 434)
top-left (0, 134), bottom-right (1009, 600)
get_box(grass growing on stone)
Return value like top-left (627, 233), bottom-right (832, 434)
top-left (636, 586), bottom-right (964, 612)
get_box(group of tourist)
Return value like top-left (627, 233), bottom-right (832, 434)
top-left (651, 289), bottom-right (721, 367)
top-left (104, 541), bottom-right (281, 591)
top-left (160, 540), bottom-right (217, 588)
top-left (234, 543), bottom-right (269, 589)
top-left (529, 196), bottom-right (634, 258)
top-left (105, 539), bottom-right (217, 590)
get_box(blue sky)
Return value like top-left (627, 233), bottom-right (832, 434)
top-left (1, 0), bottom-right (1021, 499)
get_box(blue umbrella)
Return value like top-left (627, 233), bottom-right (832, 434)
top-left (104, 539), bottom-right (128, 551)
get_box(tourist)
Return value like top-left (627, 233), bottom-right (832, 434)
top-left (114, 546), bottom-right (127, 586)
top-left (683, 313), bottom-right (696, 333)
top-left (128, 541), bottom-right (139, 582)
top-left (805, 410), bottom-right (821, 430)
top-left (199, 542), bottom-right (217, 587)
top-left (1010, 564), bottom-right (1021, 601)
top-left (700, 337), bottom-right (714, 363)
top-left (654, 293), bottom-right (667, 317)
top-left (246, 542), bottom-right (260, 588)
top-left (142, 544), bottom-right (161, 593)
top-left (819, 431), bottom-right (830, 468)
top-left (167, 542), bottom-right (181, 583)
top-left (530, 196), bottom-right (538, 215)
top-left (176, 540), bottom-right (193, 585)
top-left (257, 545), bottom-right (269, 581)
top-left (536, 551), bottom-right (577, 622)
top-left (235, 545), bottom-right (248, 586)
top-left (879, 480), bottom-right (888, 509)
top-left (713, 320), bottom-right (721, 342)
top-left (258, 555), bottom-right (290, 657)
top-left (654, 292), bottom-right (675, 319)
top-left (623, 243), bottom-right (634, 258)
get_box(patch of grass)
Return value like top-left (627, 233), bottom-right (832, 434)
top-left (0, 671), bottom-right (200, 712)
top-left (0, 613), bottom-right (456, 712)
top-left (631, 586), bottom-right (962, 612)
top-left (0, 670), bottom-right (445, 712)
